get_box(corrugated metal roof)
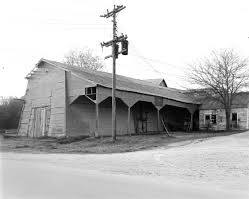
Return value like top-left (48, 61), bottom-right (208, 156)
top-left (40, 59), bottom-right (197, 104)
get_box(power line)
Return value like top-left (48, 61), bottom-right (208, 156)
top-left (116, 24), bottom-right (187, 72)
top-left (129, 42), bottom-right (185, 70)
top-left (113, 22), bottom-right (190, 89)
top-left (128, 43), bottom-right (188, 89)
top-left (45, 22), bottom-right (108, 27)
top-left (131, 53), bottom-right (186, 79)
top-left (130, 43), bottom-right (186, 78)
top-left (131, 54), bottom-right (185, 69)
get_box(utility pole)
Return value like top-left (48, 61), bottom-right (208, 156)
top-left (100, 5), bottom-right (128, 141)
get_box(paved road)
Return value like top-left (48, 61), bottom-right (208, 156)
top-left (1, 131), bottom-right (249, 199)
top-left (0, 157), bottom-right (247, 199)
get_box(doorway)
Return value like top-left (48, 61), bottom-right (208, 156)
top-left (131, 101), bottom-right (157, 134)
top-left (30, 106), bottom-right (50, 137)
top-left (232, 112), bottom-right (238, 128)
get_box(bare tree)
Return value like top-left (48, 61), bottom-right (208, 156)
top-left (64, 48), bottom-right (104, 71)
top-left (188, 49), bottom-right (249, 130)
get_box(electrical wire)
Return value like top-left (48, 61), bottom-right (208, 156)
top-left (128, 42), bottom-right (188, 89)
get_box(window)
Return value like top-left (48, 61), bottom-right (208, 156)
top-left (205, 114), bottom-right (216, 124)
top-left (211, 114), bottom-right (216, 124)
top-left (205, 115), bottom-right (210, 125)
top-left (85, 87), bottom-right (96, 95)
top-left (85, 87), bottom-right (97, 100)
top-left (232, 113), bottom-right (237, 121)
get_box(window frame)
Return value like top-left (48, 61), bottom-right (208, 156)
top-left (211, 114), bottom-right (217, 124)
top-left (204, 113), bottom-right (217, 125)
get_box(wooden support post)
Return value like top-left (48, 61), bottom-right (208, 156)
top-left (17, 100), bottom-right (25, 135)
top-left (127, 106), bottom-right (131, 136)
top-left (95, 103), bottom-right (99, 137)
top-left (187, 107), bottom-right (195, 132)
top-left (247, 108), bottom-right (249, 129)
top-left (64, 71), bottom-right (68, 136)
top-left (190, 112), bottom-right (194, 131)
top-left (157, 108), bottom-right (160, 133)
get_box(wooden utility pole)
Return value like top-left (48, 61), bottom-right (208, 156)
top-left (101, 5), bottom-right (128, 142)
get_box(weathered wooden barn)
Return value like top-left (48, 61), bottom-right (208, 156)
top-left (199, 92), bottom-right (249, 131)
top-left (18, 58), bottom-right (199, 137)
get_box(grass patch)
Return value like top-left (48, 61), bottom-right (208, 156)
top-left (0, 130), bottom-right (245, 154)
top-left (57, 135), bottom-right (89, 144)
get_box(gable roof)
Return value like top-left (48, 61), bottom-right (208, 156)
top-left (144, 78), bottom-right (167, 87)
top-left (37, 58), bottom-right (197, 104)
top-left (199, 92), bottom-right (249, 110)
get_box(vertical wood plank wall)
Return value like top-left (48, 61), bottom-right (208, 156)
top-left (18, 63), bottom-right (67, 137)
top-left (18, 62), bottom-right (198, 137)
top-left (66, 72), bottom-right (96, 136)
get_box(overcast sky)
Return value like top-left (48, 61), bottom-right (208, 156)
top-left (0, 0), bottom-right (249, 97)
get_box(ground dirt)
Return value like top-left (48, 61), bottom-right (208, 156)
top-left (0, 131), bottom-right (243, 154)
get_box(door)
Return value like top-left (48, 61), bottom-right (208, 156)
top-left (40, 107), bottom-right (46, 136)
top-left (31, 107), bottom-right (50, 137)
top-left (232, 113), bottom-right (238, 128)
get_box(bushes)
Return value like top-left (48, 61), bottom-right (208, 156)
top-left (0, 97), bottom-right (24, 130)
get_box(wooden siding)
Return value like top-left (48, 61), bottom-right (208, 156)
top-left (199, 108), bottom-right (249, 131)
top-left (67, 101), bottom-right (96, 137)
top-left (18, 62), bottom-right (66, 137)
top-left (66, 98), bottom-right (134, 137)
top-left (19, 61), bottom-right (197, 138)
top-left (97, 86), bottom-right (197, 112)
top-left (98, 98), bottom-right (131, 136)
top-left (67, 72), bottom-right (96, 101)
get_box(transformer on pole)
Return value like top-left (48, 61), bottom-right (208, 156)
top-left (100, 5), bottom-right (128, 141)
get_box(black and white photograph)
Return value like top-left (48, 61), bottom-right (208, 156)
top-left (0, 0), bottom-right (249, 198)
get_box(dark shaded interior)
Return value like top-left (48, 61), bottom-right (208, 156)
top-left (193, 110), bottom-right (199, 131)
top-left (98, 97), bottom-right (127, 108)
top-left (160, 105), bottom-right (190, 131)
top-left (131, 101), bottom-right (157, 134)
top-left (72, 95), bottom-right (94, 104)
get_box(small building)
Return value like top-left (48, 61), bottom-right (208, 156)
top-left (199, 92), bottom-right (249, 131)
top-left (18, 58), bottom-right (199, 137)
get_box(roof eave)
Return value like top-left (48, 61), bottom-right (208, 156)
top-left (97, 84), bottom-right (198, 105)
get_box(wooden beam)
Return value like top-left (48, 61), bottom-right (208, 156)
top-left (190, 112), bottom-right (194, 131)
top-left (17, 101), bottom-right (25, 135)
top-left (95, 103), bottom-right (99, 137)
top-left (247, 108), bottom-right (249, 129)
top-left (161, 118), bottom-right (170, 136)
top-left (127, 106), bottom-right (131, 136)
top-left (64, 71), bottom-right (68, 136)
top-left (157, 108), bottom-right (160, 132)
